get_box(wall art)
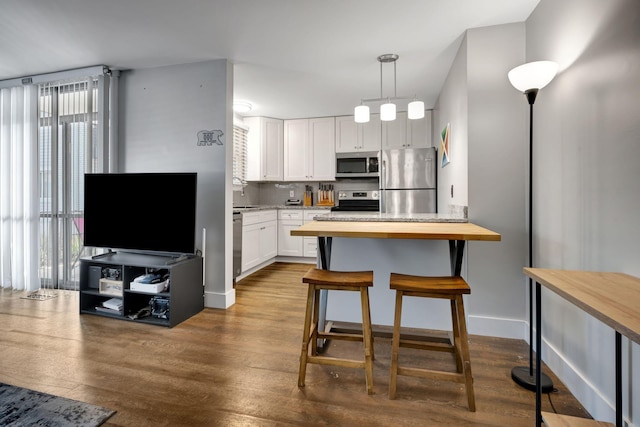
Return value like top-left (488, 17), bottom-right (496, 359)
top-left (440, 123), bottom-right (450, 167)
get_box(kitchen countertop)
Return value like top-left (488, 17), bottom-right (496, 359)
top-left (233, 205), bottom-right (467, 223)
top-left (233, 205), bottom-right (334, 212)
top-left (315, 212), bottom-right (467, 223)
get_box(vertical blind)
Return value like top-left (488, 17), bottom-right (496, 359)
top-left (0, 85), bottom-right (39, 290)
top-left (0, 67), bottom-right (113, 292)
top-left (38, 76), bottom-right (108, 290)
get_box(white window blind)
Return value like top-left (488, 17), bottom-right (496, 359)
top-left (233, 124), bottom-right (248, 185)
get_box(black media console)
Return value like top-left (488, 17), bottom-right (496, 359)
top-left (79, 252), bottom-right (203, 327)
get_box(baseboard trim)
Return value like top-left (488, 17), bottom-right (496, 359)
top-left (468, 314), bottom-right (527, 340)
top-left (469, 315), bottom-right (630, 425)
top-left (538, 327), bottom-right (631, 426)
top-left (204, 288), bottom-right (235, 309)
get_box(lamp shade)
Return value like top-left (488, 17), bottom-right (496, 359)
top-left (354, 105), bottom-right (370, 123)
top-left (507, 61), bottom-right (559, 92)
top-left (407, 100), bottom-right (425, 120)
top-left (380, 102), bottom-right (396, 121)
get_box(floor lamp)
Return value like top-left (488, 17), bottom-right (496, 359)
top-left (508, 60), bottom-right (559, 393)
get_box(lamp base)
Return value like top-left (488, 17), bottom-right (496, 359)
top-left (511, 366), bottom-right (554, 393)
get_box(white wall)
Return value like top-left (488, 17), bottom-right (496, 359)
top-left (434, 24), bottom-right (529, 339)
top-left (433, 38), bottom-right (468, 214)
top-left (466, 23), bottom-right (530, 339)
top-left (119, 59), bottom-right (235, 309)
top-left (525, 0), bottom-right (640, 424)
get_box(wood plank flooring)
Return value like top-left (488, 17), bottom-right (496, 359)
top-left (0, 262), bottom-right (593, 426)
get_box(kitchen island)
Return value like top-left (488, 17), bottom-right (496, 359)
top-left (291, 214), bottom-right (500, 333)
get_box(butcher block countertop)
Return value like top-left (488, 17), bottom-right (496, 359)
top-left (291, 220), bottom-right (501, 241)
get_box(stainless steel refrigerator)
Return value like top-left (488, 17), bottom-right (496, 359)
top-left (379, 147), bottom-right (437, 214)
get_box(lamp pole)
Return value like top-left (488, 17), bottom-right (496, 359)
top-left (510, 89), bottom-right (554, 393)
top-left (507, 60), bottom-right (558, 393)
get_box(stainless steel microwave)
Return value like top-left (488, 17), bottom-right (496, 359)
top-left (335, 152), bottom-right (379, 178)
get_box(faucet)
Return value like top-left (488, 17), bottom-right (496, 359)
top-left (233, 176), bottom-right (247, 196)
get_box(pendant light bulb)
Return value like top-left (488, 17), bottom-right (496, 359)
top-left (380, 102), bottom-right (396, 121)
top-left (408, 100), bottom-right (425, 120)
top-left (354, 104), bottom-right (370, 123)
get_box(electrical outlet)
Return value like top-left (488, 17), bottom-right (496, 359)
top-left (289, 190), bottom-right (295, 197)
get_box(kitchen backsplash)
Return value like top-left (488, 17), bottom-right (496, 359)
top-left (233, 179), bottom-right (378, 206)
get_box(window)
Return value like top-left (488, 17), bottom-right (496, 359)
top-left (38, 76), bottom-right (112, 290)
top-left (233, 124), bottom-right (248, 186)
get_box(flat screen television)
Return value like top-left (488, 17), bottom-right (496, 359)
top-left (83, 172), bottom-right (197, 255)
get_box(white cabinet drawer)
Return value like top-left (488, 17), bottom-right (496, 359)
top-left (243, 210), bottom-right (277, 226)
top-left (242, 211), bottom-right (261, 226)
top-left (304, 209), bottom-right (330, 222)
top-left (260, 210), bottom-right (277, 222)
top-left (278, 210), bottom-right (303, 220)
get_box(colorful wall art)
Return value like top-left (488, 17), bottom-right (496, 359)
top-left (440, 123), bottom-right (450, 167)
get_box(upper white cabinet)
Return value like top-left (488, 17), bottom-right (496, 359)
top-left (245, 116), bottom-right (283, 181)
top-left (335, 114), bottom-right (381, 153)
top-left (382, 110), bottom-right (432, 150)
top-left (284, 117), bottom-right (335, 181)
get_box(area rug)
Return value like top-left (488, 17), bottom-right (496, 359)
top-left (0, 382), bottom-right (115, 426)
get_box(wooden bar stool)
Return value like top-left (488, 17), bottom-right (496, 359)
top-left (388, 273), bottom-right (475, 411)
top-left (298, 268), bottom-right (375, 394)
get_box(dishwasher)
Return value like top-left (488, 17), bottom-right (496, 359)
top-left (233, 211), bottom-right (242, 281)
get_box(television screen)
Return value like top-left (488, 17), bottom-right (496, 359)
top-left (83, 173), bottom-right (197, 255)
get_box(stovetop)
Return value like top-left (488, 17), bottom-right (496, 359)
top-left (331, 190), bottom-right (380, 212)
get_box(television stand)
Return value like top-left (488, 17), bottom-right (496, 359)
top-left (79, 252), bottom-right (203, 327)
top-left (166, 253), bottom-right (192, 265)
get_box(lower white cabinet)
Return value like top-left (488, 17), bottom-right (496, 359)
top-left (303, 209), bottom-right (330, 258)
top-left (277, 210), bottom-right (303, 256)
top-left (241, 210), bottom-right (277, 272)
top-left (243, 209), bottom-right (330, 269)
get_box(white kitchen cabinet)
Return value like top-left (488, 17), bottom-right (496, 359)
top-left (362, 114), bottom-right (382, 151)
top-left (382, 110), bottom-right (432, 149)
top-left (303, 209), bottom-right (330, 257)
top-left (284, 117), bottom-right (335, 181)
top-left (335, 115), bottom-right (381, 153)
top-left (283, 119), bottom-right (308, 181)
top-left (409, 110), bottom-right (432, 148)
top-left (382, 112), bottom-right (408, 149)
top-left (244, 117), bottom-right (283, 181)
top-left (277, 210), bottom-right (303, 256)
top-left (241, 210), bottom-right (277, 272)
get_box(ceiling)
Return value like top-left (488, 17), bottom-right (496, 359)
top-left (0, 0), bottom-right (539, 120)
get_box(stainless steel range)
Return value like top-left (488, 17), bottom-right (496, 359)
top-left (331, 190), bottom-right (380, 212)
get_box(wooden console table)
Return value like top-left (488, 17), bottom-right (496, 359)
top-left (524, 268), bottom-right (640, 427)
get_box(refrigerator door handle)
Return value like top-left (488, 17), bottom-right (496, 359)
top-left (380, 159), bottom-right (386, 212)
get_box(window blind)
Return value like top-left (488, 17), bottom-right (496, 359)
top-left (233, 124), bottom-right (248, 185)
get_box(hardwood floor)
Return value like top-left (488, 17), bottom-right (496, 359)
top-left (0, 262), bottom-right (592, 426)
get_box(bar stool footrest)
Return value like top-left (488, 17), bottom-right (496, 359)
top-left (397, 366), bottom-right (466, 384)
top-left (319, 331), bottom-right (365, 342)
top-left (399, 337), bottom-right (455, 353)
top-left (308, 355), bottom-right (366, 369)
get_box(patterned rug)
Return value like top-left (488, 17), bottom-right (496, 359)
top-left (0, 383), bottom-right (115, 426)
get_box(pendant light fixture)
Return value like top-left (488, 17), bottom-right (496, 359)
top-left (354, 54), bottom-right (424, 123)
